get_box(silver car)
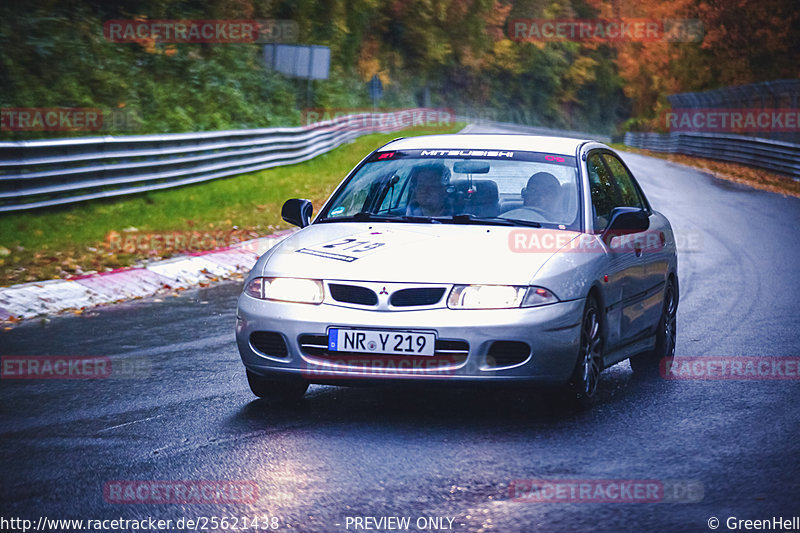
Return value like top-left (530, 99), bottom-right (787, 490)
top-left (235, 134), bottom-right (678, 405)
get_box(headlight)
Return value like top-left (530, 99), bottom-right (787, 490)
top-left (244, 277), bottom-right (323, 304)
top-left (447, 285), bottom-right (559, 309)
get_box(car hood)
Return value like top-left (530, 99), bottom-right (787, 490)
top-left (257, 222), bottom-right (580, 285)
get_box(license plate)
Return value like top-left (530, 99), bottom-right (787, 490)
top-left (328, 328), bottom-right (436, 356)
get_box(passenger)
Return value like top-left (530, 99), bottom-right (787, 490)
top-left (502, 172), bottom-right (563, 222)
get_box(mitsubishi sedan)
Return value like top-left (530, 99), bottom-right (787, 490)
top-left (235, 134), bottom-right (678, 406)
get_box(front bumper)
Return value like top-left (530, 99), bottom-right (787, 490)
top-left (235, 294), bottom-right (584, 386)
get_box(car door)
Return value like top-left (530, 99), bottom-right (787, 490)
top-left (586, 151), bottom-right (643, 350)
top-left (603, 152), bottom-right (669, 329)
top-left (601, 152), bottom-right (664, 338)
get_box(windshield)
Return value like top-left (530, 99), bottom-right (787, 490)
top-left (318, 150), bottom-right (581, 229)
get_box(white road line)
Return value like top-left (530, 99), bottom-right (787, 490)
top-left (98, 414), bottom-right (163, 433)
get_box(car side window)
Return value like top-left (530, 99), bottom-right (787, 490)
top-left (602, 154), bottom-right (645, 210)
top-left (587, 153), bottom-right (621, 231)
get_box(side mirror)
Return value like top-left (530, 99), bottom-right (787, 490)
top-left (281, 199), bottom-right (313, 228)
top-left (602, 207), bottom-right (649, 245)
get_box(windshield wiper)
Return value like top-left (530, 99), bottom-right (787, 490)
top-left (319, 212), bottom-right (535, 226)
top-left (317, 212), bottom-right (401, 223)
top-left (444, 214), bottom-right (542, 228)
top-left (401, 215), bottom-right (442, 224)
top-left (318, 212), bottom-right (442, 224)
top-left (497, 217), bottom-right (543, 228)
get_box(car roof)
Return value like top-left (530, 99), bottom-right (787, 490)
top-left (381, 134), bottom-right (595, 156)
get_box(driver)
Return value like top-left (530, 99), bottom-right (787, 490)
top-left (502, 172), bottom-right (563, 222)
top-left (406, 163), bottom-right (451, 216)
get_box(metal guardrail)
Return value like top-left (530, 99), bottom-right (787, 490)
top-left (0, 110), bottom-right (437, 212)
top-left (624, 131), bottom-right (800, 179)
top-left (454, 107), bottom-right (613, 143)
top-left (667, 80), bottom-right (800, 143)
top-left (459, 118), bottom-right (611, 143)
top-left (13, 108), bottom-right (787, 215)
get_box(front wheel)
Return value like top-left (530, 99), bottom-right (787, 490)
top-left (246, 370), bottom-right (309, 401)
top-left (630, 278), bottom-right (677, 377)
top-left (565, 295), bottom-right (603, 408)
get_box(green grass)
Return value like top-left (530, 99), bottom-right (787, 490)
top-left (0, 125), bottom-right (462, 285)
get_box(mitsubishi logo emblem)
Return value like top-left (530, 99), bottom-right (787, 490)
top-left (379, 287), bottom-right (389, 295)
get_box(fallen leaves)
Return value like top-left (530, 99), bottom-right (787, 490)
top-left (1, 223), bottom-right (277, 287)
top-left (624, 147), bottom-right (800, 198)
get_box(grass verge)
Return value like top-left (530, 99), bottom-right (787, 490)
top-left (0, 125), bottom-right (462, 287)
top-left (611, 144), bottom-right (800, 198)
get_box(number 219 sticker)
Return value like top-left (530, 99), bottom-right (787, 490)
top-left (297, 232), bottom-right (388, 262)
top-left (297, 229), bottom-right (432, 262)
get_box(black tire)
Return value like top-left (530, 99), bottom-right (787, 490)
top-left (630, 278), bottom-right (677, 377)
top-left (564, 295), bottom-right (603, 408)
top-left (246, 370), bottom-right (308, 401)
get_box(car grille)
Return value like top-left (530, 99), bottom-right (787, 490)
top-left (298, 334), bottom-right (469, 366)
top-left (487, 341), bottom-right (531, 368)
top-left (329, 283), bottom-right (378, 306)
top-left (390, 287), bottom-right (446, 307)
top-left (250, 331), bottom-right (289, 358)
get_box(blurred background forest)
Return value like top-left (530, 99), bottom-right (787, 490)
top-left (1, 0), bottom-right (798, 138)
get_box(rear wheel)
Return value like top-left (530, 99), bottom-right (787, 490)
top-left (246, 370), bottom-right (308, 401)
top-left (630, 278), bottom-right (677, 377)
top-left (565, 295), bottom-right (603, 408)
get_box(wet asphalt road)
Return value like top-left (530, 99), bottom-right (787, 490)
top-left (1, 128), bottom-right (800, 532)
